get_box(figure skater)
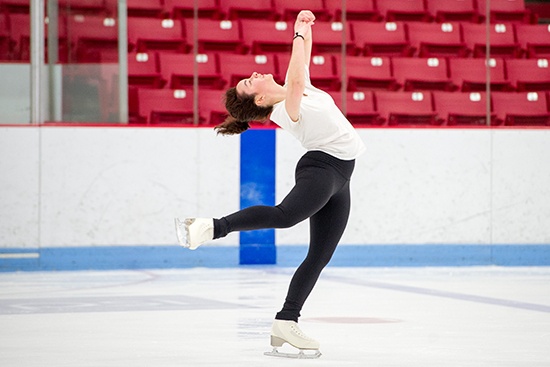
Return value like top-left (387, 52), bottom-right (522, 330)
top-left (175, 10), bottom-right (365, 359)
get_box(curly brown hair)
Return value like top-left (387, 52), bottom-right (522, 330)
top-left (215, 87), bottom-right (273, 135)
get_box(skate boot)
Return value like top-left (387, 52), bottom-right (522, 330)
top-left (174, 218), bottom-right (213, 250)
top-left (264, 320), bottom-right (322, 359)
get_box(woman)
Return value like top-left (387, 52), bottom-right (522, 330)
top-left (175, 10), bottom-right (365, 358)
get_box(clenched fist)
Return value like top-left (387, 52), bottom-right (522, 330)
top-left (294, 10), bottom-right (316, 40)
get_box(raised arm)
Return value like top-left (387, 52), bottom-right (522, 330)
top-left (301, 12), bottom-right (314, 68)
top-left (285, 11), bottom-right (315, 122)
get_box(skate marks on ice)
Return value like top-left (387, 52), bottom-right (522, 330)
top-left (323, 274), bottom-right (550, 314)
top-left (0, 294), bottom-right (255, 315)
top-left (302, 316), bottom-right (402, 324)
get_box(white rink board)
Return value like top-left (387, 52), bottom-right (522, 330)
top-left (491, 129), bottom-right (550, 244)
top-left (276, 128), bottom-right (550, 246)
top-left (0, 127), bottom-right (240, 248)
top-left (1, 127), bottom-right (550, 249)
top-left (0, 127), bottom-right (40, 248)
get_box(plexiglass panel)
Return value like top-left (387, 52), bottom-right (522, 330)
top-left (48, 0), bottom-right (121, 122)
top-left (6, 0), bottom-right (549, 126)
top-left (61, 63), bottom-right (119, 122)
top-left (0, 0), bottom-right (32, 124)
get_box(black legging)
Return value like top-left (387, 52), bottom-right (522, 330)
top-left (214, 150), bottom-right (355, 322)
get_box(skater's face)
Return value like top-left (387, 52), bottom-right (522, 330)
top-left (236, 72), bottom-right (275, 106)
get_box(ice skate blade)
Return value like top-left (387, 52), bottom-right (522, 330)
top-left (174, 218), bottom-right (193, 249)
top-left (264, 347), bottom-right (321, 359)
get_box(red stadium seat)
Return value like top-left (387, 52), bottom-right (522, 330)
top-left (158, 53), bottom-right (225, 89)
top-left (164, 0), bottom-right (222, 19)
top-left (491, 91), bottom-right (550, 125)
top-left (448, 57), bottom-right (511, 92)
top-left (69, 15), bottom-right (118, 62)
top-left (278, 53), bottom-right (339, 91)
top-left (241, 19), bottom-right (292, 54)
top-left (334, 56), bottom-right (398, 91)
top-left (325, 0), bottom-right (381, 21)
top-left (376, 0), bottom-right (431, 22)
top-left (0, 13), bottom-right (11, 60)
top-left (309, 21), bottom-right (355, 55)
top-left (128, 17), bottom-right (187, 53)
top-left (126, 0), bottom-right (164, 18)
top-left (375, 91), bottom-right (439, 125)
top-left (198, 89), bottom-right (227, 126)
top-left (352, 21), bottom-right (413, 57)
top-left (406, 22), bottom-right (468, 57)
top-left (218, 53), bottom-right (280, 87)
top-left (425, 0), bottom-right (480, 22)
top-left (462, 23), bottom-right (522, 58)
top-left (307, 54), bottom-right (339, 91)
top-left (9, 13), bottom-right (31, 60)
top-left (183, 18), bottom-right (244, 54)
top-left (0, 0), bottom-right (30, 14)
top-left (392, 57), bottom-right (456, 91)
top-left (9, 13), bottom-right (68, 62)
top-left (128, 52), bottom-right (164, 88)
top-left (506, 59), bottom-right (550, 91)
top-left (219, 0), bottom-right (277, 20)
top-left (515, 24), bottom-right (550, 59)
top-left (432, 91), bottom-right (496, 125)
top-left (137, 88), bottom-right (196, 124)
top-left (477, 0), bottom-right (535, 24)
top-left (273, 0), bottom-right (330, 21)
top-left (58, 0), bottom-right (106, 14)
top-left (327, 91), bottom-right (382, 125)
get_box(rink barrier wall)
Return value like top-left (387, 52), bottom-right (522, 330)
top-left (2, 126), bottom-right (550, 271)
top-left (1, 245), bottom-right (550, 271)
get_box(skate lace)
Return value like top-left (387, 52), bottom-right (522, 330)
top-left (290, 324), bottom-right (315, 341)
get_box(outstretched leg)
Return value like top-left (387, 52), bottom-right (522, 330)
top-left (275, 180), bottom-right (352, 322)
top-left (214, 154), bottom-right (339, 239)
top-left (177, 153), bottom-right (341, 249)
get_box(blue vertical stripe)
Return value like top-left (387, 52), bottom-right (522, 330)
top-left (239, 129), bottom-right (277, 265)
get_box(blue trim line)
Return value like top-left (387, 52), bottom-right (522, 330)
top-left (1, 245), bottom-right (549, 272)
top-left (239, 129), bottom-right (276, 265)
top-left (0, 246), bottom-right (239, 272)
top-left (277, 245), bottom-right (550, 267)
top-left (491, 245), bottom-right (550, 266)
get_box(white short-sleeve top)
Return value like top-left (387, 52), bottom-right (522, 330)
top-left (269, 66), bottom-right (366, 160)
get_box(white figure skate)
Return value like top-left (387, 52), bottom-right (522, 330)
top-left (174, 218), bottom-right (213, 250)
top-left (264, 320), bottom-right (322, 359)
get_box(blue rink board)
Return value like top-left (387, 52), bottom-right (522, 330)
top-left (1, 244), bottom-right (549, 272)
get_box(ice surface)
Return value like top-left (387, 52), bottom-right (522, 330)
top-left (1, 266), bottom-right (549, 366)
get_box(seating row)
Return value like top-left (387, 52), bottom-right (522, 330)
top-left (0, 0), bottom-right (109, 15)
top-left (0, 0), bottom-right (538, 24)
top-left (127, 53), bottom-right (550, 93)
top-left (2, 15), bottom-right (550, 62)
top-left (135, 0), bottom-right (538, 24)
top-left (132, 89), bottom-right (550, 127)
top-left (338, 90), bottom-right (550, 126)
top-left (129, 19), bottom-right (550, 59)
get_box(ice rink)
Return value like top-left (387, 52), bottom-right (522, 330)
top-left (1, 266), bottom-right (549, 366)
